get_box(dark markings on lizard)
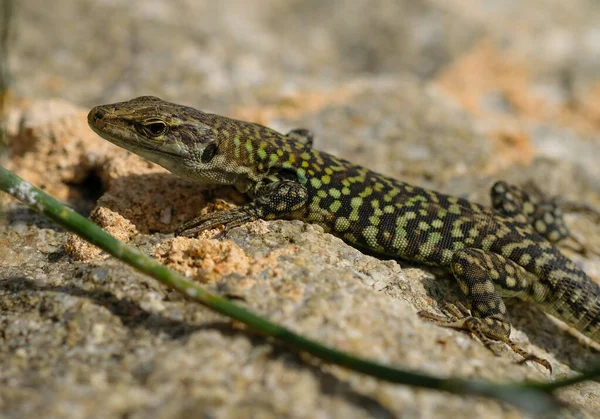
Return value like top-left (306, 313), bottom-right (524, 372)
top-left (88, 96), bottom-right (600, 372)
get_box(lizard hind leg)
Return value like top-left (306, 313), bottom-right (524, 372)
top-left (491, 181), bottom-right (569, 243)
top-left (419, 248), bottom-right (552, 372)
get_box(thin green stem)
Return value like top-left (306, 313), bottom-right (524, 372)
top-left (1, 165), bottom-right (598, 413)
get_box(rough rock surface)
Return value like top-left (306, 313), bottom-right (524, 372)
top-left (2, 1), bottom-right (600, 418)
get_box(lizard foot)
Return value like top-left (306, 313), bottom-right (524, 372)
top-left (418, 304), bottom-right (552, 372)
top-left (174, 206), bottom-right (256, 237)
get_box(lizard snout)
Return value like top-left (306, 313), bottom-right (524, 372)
top-left (88, 106), bottom-right (110, 129)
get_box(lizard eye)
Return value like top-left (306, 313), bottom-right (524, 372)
top-left (201, 142), bottom-right (218, 163)
top-left (144, 121), bottom-right (167, 136)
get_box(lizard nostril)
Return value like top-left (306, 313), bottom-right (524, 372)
top-left (93, 108), bottom-right (106, 121)
top-left (88, 107), bottom-right (109, 128)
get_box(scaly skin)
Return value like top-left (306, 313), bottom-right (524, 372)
top-left (88, 96), bottom-right (600, 371)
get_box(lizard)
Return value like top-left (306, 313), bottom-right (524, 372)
top-left (87, 95), bottom-right (600, 372)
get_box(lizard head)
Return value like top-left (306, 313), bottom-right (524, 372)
top-left (88, 96), bottom-right (301, 190)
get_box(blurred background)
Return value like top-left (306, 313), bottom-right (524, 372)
top-left (5, 0), bottom-right (600, 109)
top-left (4, 0), bottom-right (600, 186)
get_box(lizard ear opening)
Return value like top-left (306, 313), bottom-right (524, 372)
top-left (276, 168), bottom-right (298, 181)
top-left (201, 142), bottom-right (218, 163)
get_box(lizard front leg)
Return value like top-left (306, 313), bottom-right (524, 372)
top-left (419, 248), bottom-right (552, 372)
top-left (175, 180), bottom-right (309, 237)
